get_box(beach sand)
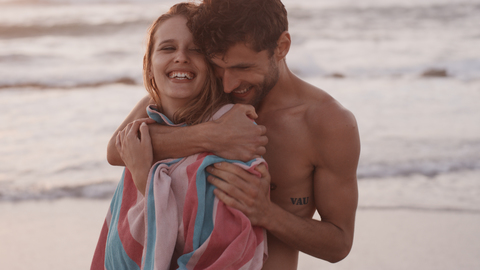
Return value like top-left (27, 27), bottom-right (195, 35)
top-left (1, 199), bottom-right (479, 270)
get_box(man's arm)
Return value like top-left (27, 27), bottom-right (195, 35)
top-left (264, 107), bottom-right (360, 262)
top-left (206, 106), bottom-right (360, 262)
top-left (107, 95), bottom-right (269, 166)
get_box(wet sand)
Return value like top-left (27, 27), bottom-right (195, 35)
top-left (1, 199), bottom-right (479, 270)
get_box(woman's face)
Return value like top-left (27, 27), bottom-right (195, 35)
top-left (149, 16), bottom-right (207, 114)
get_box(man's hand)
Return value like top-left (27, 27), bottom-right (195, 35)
top-left (206, 162), bottom-right (272, 226)
top-left (208, 104), bottom-right (268, 161)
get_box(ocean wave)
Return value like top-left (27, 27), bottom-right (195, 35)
top-left (0, 0), bottom-right (167, 4)
top-left (0, 77), bottom-right (139, 90)
top-left (1, 161), bottom-right (479, 202)
top-left (358, 158), bottom-right (480, 179)
top-left (288, 1), bottom-right (480, 22)
top-left (0, 21), bottom-right (150, 39)
top-left (357, 205), bottom-right (480, 214)
top-left (2, 71), bottom-right (478, 91)
top-left (0, 181), bottom-right (117, 202)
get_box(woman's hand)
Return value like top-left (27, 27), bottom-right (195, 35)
top-left (115, 119), bottom-right (153, 195)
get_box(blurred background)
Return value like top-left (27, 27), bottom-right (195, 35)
top-left (0, 0), bottom-right (479, 269)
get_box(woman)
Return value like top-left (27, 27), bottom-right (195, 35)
top-left (91, 3), bottom-right (267, 270)
top-left (113, 2), bottom-right (228, 197)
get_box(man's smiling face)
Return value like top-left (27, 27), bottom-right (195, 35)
top-left (210, 42), bottom-right (279, 106)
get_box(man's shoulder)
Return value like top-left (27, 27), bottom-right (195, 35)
top-left (267, 76), bottom-right (357, 138)
top-left (299, 83), bottom-right (357, 136)
top-left (299, 82), bottom-right (360, 170)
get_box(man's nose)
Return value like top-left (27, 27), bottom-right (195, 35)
top-left (222, 70), bottom-right (241, 94)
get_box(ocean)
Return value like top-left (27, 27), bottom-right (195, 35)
top-left (1, 0), bottom-right (479, 213)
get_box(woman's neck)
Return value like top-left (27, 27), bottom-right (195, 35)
top-left (160, 99), bottom-right (188, 121)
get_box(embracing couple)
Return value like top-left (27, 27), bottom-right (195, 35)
top-left (92, 0), bottom-right (360, 269)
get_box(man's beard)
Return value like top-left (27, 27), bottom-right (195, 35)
top-left (250, 56), bottom-right (280, 107)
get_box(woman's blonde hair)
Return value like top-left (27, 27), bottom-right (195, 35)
top-left (143, 2), bottom-right (230, 125)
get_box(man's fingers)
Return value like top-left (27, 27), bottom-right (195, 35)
top-left (243, 105), bottom-right (258, 120)
top-left (232, 103), bottom-right (257, 120)
top-left (213, 162), bottom-right (257, 180)
top-left (208, 163), bottom-right (260, 193)
top-left (255, 163), bottom-right (269, 179)
top-left (213, 188), bottom-right (246, 212)
top-left (257, 124), bottom-right (267, 136)
top-left (207, 171), bottom-right (252, 197)
top-left (257, 146), bottom-right (267, 156)
top-left (209, 176), bottom-right (252, 208)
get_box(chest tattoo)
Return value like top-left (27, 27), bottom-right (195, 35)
top-left (290, 197), bottom-right (310, 205)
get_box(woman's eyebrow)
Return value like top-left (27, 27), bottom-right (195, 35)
top-left (157, 39), bottom-right (175, 46)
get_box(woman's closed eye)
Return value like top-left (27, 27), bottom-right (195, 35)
top-left (160, 46), bottom-right (176, 51)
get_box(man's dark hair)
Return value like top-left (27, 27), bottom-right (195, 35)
top-left (190, 0), bottom-right (288, 58)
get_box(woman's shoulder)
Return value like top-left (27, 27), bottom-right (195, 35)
top-left (209, 104), bottom-right (234, 121)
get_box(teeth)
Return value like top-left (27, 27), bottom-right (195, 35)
top-left (168, 71), bottom-right (194, 80)
top-left (233, 87), bottom-right (249, 94)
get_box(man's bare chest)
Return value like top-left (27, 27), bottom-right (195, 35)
top-left (261, 119), bottom-right (317, 218)
top-left (264, 149), bottom-right (316, 218)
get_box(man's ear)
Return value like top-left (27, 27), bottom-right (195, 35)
top-left (275, 31), bottom-right (291, 60)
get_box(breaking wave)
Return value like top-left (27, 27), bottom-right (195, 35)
top-left (0, 76), bottom-right (139, 90)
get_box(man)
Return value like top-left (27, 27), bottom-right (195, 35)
top-left (107, 0), bottom-right (360, 269)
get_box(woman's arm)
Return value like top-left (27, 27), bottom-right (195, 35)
top-left (106, 95), bottom-right (155, 166)
top-left (115, 121), bottom-right (153, 196)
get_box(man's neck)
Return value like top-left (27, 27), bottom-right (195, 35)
top-left (256, 64), bottom-right (298, 115)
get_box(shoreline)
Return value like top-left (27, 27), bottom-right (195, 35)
top-left (301, 208), bottom-right (480, 269)
top-left (1, 199), bottom-right (479, 270)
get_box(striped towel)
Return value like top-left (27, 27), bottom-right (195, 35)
top-left (91, 104), bottom-right (267, 270)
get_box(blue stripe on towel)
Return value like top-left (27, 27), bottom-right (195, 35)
top-left (105, 169), bottom-right (140, 270)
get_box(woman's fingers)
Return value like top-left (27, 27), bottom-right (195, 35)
top-left (139, 122), bottom-right (151, 143)
top-left (115, 131), bottom-right (123, 155)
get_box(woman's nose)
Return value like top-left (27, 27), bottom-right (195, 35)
top-left (174, 49), bottom-right (190, 63)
